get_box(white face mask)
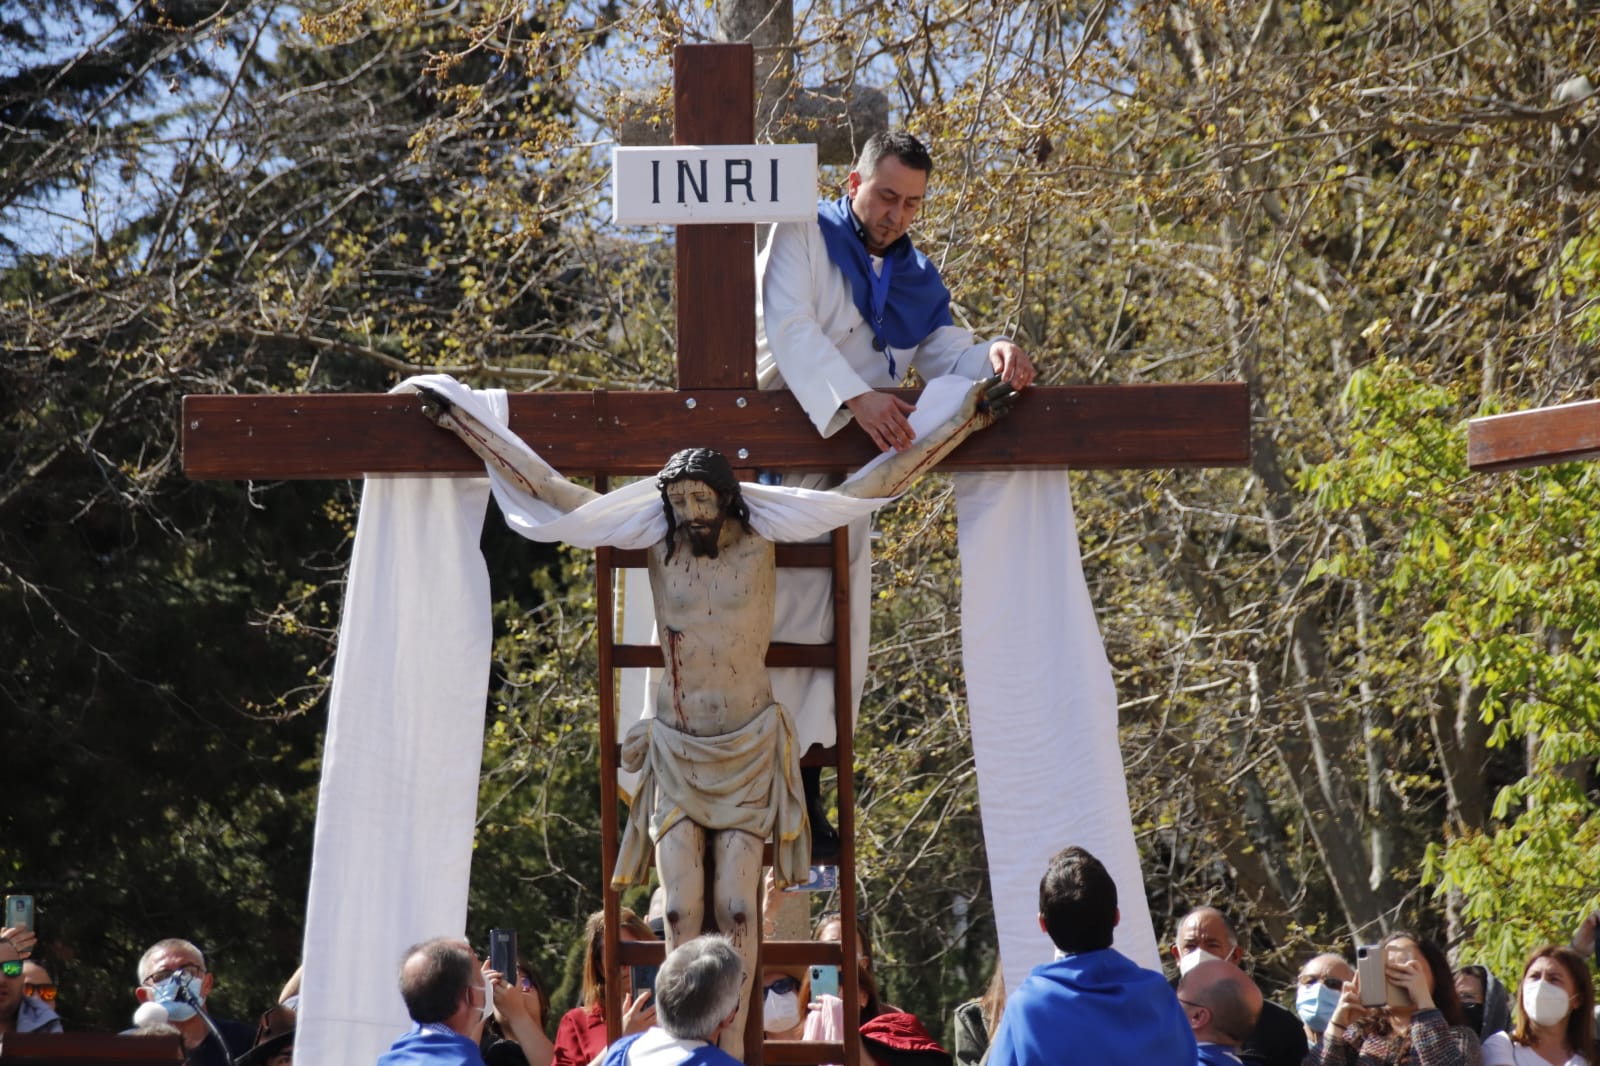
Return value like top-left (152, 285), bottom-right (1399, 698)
top-left (1178, 948), bottom-right (1226, 977)
top-left (479, 973), bottom-right (497, 1024)
top-left (763, 989), bottom-right (801, 1033)
top-left (1522, 979), bottom-right (1573, 1027)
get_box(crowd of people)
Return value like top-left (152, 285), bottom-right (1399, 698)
top-left (4, 846), bottom-right (1596, 1066)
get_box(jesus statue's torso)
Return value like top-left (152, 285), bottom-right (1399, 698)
top-left (647, 524), bottom-right (777, 738)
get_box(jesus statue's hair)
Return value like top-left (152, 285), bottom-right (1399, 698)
top-left (657, 448), bottom-right (752, 559)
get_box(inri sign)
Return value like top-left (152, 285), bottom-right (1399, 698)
top-left (613, 144), bottom-right (818, 225)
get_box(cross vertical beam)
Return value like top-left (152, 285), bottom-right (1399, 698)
top-left (674, 43), bottom-right (756, 390)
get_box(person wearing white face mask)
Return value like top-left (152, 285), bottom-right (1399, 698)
top-left (1169, 907), bottom-right (1305, 1066)
top-left (757, 966), bottom-right (807, 1040)
top-left (378, 938), bottom-right (494, 1066)
top-left (1295, 954), bottom-right (1356, 1047)
top-left (1481, 946), bottom-right (1595, 1066)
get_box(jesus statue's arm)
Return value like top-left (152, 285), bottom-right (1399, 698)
top-left (833, 376), bottom-right (1015, 501)
top-left (413, 383), bottom-right (601, 514)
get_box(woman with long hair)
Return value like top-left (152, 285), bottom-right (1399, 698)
top-left (1308, 930), bottom-right (1483, 1065)
top-left (552, 909), bottom-right (657, 1066)
top-left (1481, 946), bottom-right (1594, 1066)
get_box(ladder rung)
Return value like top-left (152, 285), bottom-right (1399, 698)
top-left (763, 1041), bottom-right (847, 1065)
top-left (614, 745), bottom-right (840, 769)
top-left (612, 643), bottom-right (838, 669)
top-left (606, 544), bottom-right (836, 569)
top-left (617, 941), bottom-right (664, 964)
top-left (762, 940), bottom-right (843, 967)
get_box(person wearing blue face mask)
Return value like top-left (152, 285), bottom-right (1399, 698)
top-left (133, 938), bottom-right (254, 1066)
top-left (1295, 954), bottom-right (1355, 1047)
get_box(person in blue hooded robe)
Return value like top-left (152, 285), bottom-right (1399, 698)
top-left (985, 846), bottom-right (1196, 1066)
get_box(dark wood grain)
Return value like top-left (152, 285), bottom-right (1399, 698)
top-left (675, 43), bottom-right (756, 390)
top-left (1468, 399), bottom-right (1600, 472)
top-left (181, 383), bottom-right (1251, 478)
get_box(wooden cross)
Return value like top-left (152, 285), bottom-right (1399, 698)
top-left (182, 46), bottom-right (1248, 479)
top-left (181, 38), bottom-right (1248, 1066)
top-left (1468, 399), bottom-right (1600, 471)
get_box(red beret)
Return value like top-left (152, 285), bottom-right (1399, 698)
top-left (860, 1012), bottom-right (951, 1066)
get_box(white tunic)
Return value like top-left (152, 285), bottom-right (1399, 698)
top-left (754, 217), bottom-right (1000, 751)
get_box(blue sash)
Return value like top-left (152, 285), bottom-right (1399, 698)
top-left (814, 195), bottom-right (954, 378)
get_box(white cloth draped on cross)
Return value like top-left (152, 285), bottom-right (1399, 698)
top-left (294, 373), bottom-right (1155, 1066)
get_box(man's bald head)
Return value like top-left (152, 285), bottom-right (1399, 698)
top-left (1174, 906), bottom-right (1243, 966)
top-left (399, 938), bottom-right (478, 1027)
top-left (1178, 958), bottom-right (1263, 1048)
top-left (1299, 952), bottom-right (1354, 985)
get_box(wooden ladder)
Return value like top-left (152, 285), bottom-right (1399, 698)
top-left (595, 527), bottom-right (864, 1066)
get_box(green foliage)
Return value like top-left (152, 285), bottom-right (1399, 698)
top-left (1305, 358), bottom-right (1600, 980)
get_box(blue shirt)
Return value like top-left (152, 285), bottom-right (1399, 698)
top-left (986, 948), bottom-right (1197, 1066)
top-left (377, 1023), bottom-right (487, 1066)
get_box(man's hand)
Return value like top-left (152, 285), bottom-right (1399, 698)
top-left (1, 927), bottom-right (35, 958)
top-left (845, 390), bottom-right (918, 452)
top-left (621, 989), bottom-right (657, 1035)
top-left (987, 340), bottom-right (1036, 390)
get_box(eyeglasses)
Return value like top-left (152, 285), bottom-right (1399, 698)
top-left (764, 975), bottom-right (800, 996)
top-left (24, 983), bottom-right (57, 1002)
top-left (143, 963), bottom-right (202, 986)
top-left (0, 961), bottom-right (21, 979)
top-left (1299, 975), bottom-right (1346, 991)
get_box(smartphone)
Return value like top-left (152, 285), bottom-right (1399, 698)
top-left (3, 896), bottom-right (33, 933)
top-left (630, 964), bottom-right (658, 1001)
top-left (488, 928), bottom-right (518, 981)
top-left (1355, 944), bottom-right (1386, 1007)
top-left (782, 866), bottom-right (840, 893)
top-left (809, 963), bottom-right (839, 998)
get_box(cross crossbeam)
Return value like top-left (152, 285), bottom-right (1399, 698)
top-left (1467, 399), bottom-right (1600, 472)
top-left (181, 383), bottom-right (1250, 479)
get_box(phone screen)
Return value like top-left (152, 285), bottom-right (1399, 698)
top-left (488, 928), bottom-right (518, 982)
top-left (630, 964), bottom-right (659, 1000)
top-left (4, 896), bottom-right (33, 933)
top-left (809, 964), bottom-right (839, 998)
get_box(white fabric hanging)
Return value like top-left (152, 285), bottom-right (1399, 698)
top-left (956, 469), bottom-right (1159, 985)
top-left (296, 388), bottom-right (506, 1066)
top-left (297, 374), bottom-right (1156, 1066)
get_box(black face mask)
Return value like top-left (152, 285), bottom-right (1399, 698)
top-left (1462, 1002), bottom-right (1486, 1033)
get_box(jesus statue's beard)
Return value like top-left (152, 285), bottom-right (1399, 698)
top-left (684, 517), bottom-right (725, 558)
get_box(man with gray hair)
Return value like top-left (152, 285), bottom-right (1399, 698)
top-left (597, 937), bottom-right (744, 1066)
top-left (131, 937), bottom-right (253, 1066)
top-left (377, 937), bottom-right (492, 1066)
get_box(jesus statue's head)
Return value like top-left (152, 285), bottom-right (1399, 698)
top-left (658, 448), bottom-right (751, 559)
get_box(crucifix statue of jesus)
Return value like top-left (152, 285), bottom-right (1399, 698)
top-left (414, 374), bottom-right (1014, 1057)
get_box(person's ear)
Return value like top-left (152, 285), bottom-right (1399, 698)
top-left (1113, 907), bottom-right (1120, 929)
top-left (135, 986), bottom-right (151, 1004)
top-left (847, 171), bottom-right (863, 197)
top-left (1036, 914), bottom-right (1048, 935)
top-left (1227, 945), bottom-right (1244, 965)
top-left (200, 973), bottom-right (215, 999)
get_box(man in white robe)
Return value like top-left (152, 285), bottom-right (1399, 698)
top-left (755, 129), bottom-right (1036, 853)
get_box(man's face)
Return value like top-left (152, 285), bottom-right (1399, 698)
top-left (0, 940), bottom-right (23, 1022)
top-left (1174, 912), bottom-right (1240, 964)
top-left (666, 480), bottom-right (725, 556)
top-left (137, 945), bottom-right (212, 1003)
top-left (1299, 955), bottom-right (1354, 994)
top-left (847, 155), bottom-right (928, 255)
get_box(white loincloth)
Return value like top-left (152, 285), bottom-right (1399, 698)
top-left (614, 705), bottom-right (811, 889)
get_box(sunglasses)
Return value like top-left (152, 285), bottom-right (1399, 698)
top-left (1299, 975), bottom-right (1346, 991)
top-left (25, 982), bottom-right (57, 1002)
top-left (144, 964), bottom-right (202, 986)
top-left (764, 975), bottom-right (800, 996)
top-left (0, 961), bottom-right (21, 979)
